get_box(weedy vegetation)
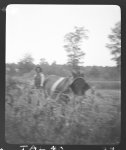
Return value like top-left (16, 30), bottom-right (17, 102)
top-left (5, 76), bottom-right (121, 144)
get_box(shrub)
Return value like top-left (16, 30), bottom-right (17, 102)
top-left (5, 78), bottom-right (121, 144)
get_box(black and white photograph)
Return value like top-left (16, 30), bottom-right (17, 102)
top-left (5, 4), bottom-right (121, 145)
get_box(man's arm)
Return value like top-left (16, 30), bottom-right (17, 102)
top-left (40, 74), bottom-right (45, 86)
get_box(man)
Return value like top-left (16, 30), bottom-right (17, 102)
top-left (72, 68), bottom-right (84, 79)
top-left (34, 66), bottom-right (45, 89)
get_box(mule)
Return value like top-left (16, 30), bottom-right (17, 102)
top-left (43, 75), bottom-right (90, 99)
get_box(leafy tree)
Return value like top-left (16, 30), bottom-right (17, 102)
top-left (39, 58), bottom-right (48, 65)
top-left (103, 67), bottom-right (120, 81)
top-left (20, 53), bottom-right (34, 64)
top-left (17, 53), bottom-right (35, 75)
top-left (88, 66), bottom-right (100, 79)
top-left (6, 63), bottom-right (17, 76)
top-left (106, 22), bottom-right (121, 68)
top-left (51, 61), bottom-right (57, 66)
top-left (64, 26), bottom-right (88, 71)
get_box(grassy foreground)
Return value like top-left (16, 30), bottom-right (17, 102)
top-left (5, 77), bottom-right (121, 144)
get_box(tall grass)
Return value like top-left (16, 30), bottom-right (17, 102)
top-left (5, 77), bottom-right (121, 144)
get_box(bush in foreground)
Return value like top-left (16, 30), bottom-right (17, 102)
top-left (5, 78), bottom-right (120, 144)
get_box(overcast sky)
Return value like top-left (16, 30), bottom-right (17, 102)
top-left (6, 5), bottom-right (121, 66)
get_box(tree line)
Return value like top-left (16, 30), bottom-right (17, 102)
top-left (6, 60), bottom-right (120, 81)
top-left (64, 22), bottom-right (121, 71)
top-left (6, 21), bottom-right (121, 81)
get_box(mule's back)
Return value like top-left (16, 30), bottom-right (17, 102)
top-left (44, 75), bottom-right (64, 95)
top-left (44, 75), bottom-right (90, 97)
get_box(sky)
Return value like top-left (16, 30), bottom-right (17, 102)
top-left (6, 5), bottom-right (121, 66)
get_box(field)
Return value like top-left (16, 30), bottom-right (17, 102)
top-left (88, 80), bottom-right (121, 90)
top-left (5, 77), bottom-right (121, 144)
